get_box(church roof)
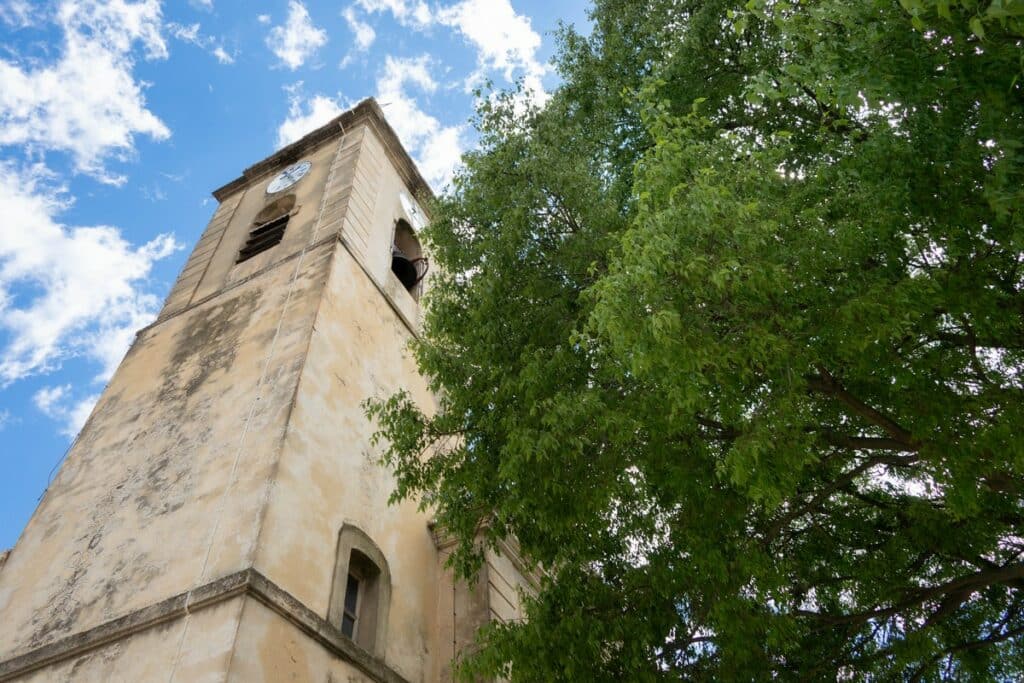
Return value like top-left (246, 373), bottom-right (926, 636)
top-left (213, 97), bottom-right (433, 203)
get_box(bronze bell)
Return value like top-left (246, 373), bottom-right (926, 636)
top-left (391, 245), bottom-right (421, 290)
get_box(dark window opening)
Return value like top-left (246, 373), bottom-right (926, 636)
top-left (238, 194), bottom-right (296, 263)
top-left (237, 215), bottom-right (288, 262)
top-left (390, 219), bottom-right (428, 298)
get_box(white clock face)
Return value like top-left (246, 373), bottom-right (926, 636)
top-left (399, 192), bottom-right (427, 231)
top-left (267, 161), bottom-right (311, 194)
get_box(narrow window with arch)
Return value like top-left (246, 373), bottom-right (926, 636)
top-left (390, 219), bottom-right (428, 299)
top-left (329, 525), bottom-right (391, 655)
top-left (237, 194), bottom-right (295, 263)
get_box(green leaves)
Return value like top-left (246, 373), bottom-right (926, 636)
top-left (368, 0), bottom-right (1024, 679)
top-left (971, 14), bottom-right (987, 37)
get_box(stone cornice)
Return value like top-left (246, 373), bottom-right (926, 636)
top-left (212, 98), bottom-right (434, 208)
top-left (0, 569), bottom-right (411, 683)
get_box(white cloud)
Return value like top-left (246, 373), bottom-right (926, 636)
top-left (0, 408), bottom-right (13, 431)
top-left (58, 0), bottom-right (167, 57)
top-left (257, 13), bottom-right (270, 24)
top-left (276, 84), bottom-right (345, 148)
top-left (376, 55), bottom-right (465, 188)
top-left (0, 0), bottom-right (35, 28)
top-left (66, 394), bottom-right (100, 437)
top-left (436, 0), bottom-right (548, 101)
top-left (340, 5), bottom-right (376, 65)
top-left (0, 161), bottom-right (180, 385)
top-left (274, 56), bottom-right (463, 187)
top-left (355, 0), bottom-right (431, 28)
top-left (353, 0), bottom-right (548, 103)
top-left (212, 46), bottom-right (234, 64)
top-left (167, 21), bottom-right (201, 44)
top-left (381, 53), bottom-right (437, 94)
top-left (0, 0), bottom-right (170, 184)
top-left (167, 20), bottom-right (235, 65)
top-left (266, 0), bottom-right (327, 70)
top-left (33, 384), bottom-right (70, 416)
top-left (33, 384), bottom-right (99, 438)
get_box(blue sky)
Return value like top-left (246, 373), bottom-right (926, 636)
top-left (0, 0), bottom-right (589, 550)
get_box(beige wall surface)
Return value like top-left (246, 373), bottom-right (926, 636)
top-left (0, 184), bottom-right (333, 662)
top-left (0, 106), bottom-right (531, 682)
top-left (228, 597), bottom-right (375, 683)
top-left (253, 123), bottom-right (440, 681)
top-left (9, 597), bottom-right (244, 683)
top-left (255, 245), bottom-right (438, 679)
top-left (485, 548), bottom-right (533, 625)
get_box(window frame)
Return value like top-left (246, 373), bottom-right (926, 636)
top-left (328, 524), bottom-right (391, 656)
top-left (341, 571), bottom-right (361, 638)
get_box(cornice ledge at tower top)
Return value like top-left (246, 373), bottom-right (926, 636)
top-left (212, 97), bottom-right (434, 205)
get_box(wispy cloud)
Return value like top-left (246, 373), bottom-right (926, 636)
top-left (353, 0), bottom-right (548, 100)
top-left (355, 0), bottom-right (431, 29)
top-left (266, 0), bottom-right (327, 70)
top-left (376, 55), bottom-right (465, 188)
top-left (0, 161), bottom-right (180, 385)
top-left (212, 45), bottom-right (234, 64)
top-left (167, 21), bottom-right (235, 65)
top-left (436, 0), bottom-right (548, 102)
top-left (33, 384), bottom-right (98, 439)
top-left (0, 0), bottom-right (35, 28)
top-left (0, 0), bottom-right (170, 185)
top-left (339, 5), bottom-right (375, 67)
top-left (276, 83), bottom-right (346, 148)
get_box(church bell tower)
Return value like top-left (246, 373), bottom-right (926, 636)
top-left (0, 99), bottom-right (532, 682)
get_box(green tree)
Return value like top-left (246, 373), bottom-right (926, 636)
top-left (368, 1), bottom-right (1024, 679)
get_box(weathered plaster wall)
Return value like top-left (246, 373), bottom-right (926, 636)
top-left (252, 122), bottom-right (440, 681)
top-left (228, 597), bottom-right (374, 683)
top-left (0, 179), bottom-right (335, 663)
top-left (10, 595), bottom-right (244, 683)
top-left (0, 105), bottom-right (532, 682)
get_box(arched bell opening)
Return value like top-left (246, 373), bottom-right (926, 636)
top-left (238, 194), bottom-right (297, 263)
top-left (390, 219), bottom-right (428, 300)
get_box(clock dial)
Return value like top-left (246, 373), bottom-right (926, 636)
top-left (266, 160), bottom-right (312, 194)
top-left (399, 192), bottom-right (427, 231)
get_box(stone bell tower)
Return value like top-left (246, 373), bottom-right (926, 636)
top-left (0, 99), bottom-right (533, 682)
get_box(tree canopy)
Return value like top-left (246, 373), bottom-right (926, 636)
top-left (367, 1), bottom-right (1024, 679)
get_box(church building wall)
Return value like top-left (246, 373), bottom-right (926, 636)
top-left (0, 99), bottom-right (532, 683)
top-left (0, 236), bottom-right (330, 660)
top-left (251, 122), bottom-right (439, 680)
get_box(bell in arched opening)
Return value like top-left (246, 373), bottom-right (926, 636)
top-left (390, 219), bottom-right (428, 295)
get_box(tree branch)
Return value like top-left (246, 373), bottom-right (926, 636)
top-left (806, 366), bottom-right (919, 449)
top-left (794, 563), bottom-right (1024, 629)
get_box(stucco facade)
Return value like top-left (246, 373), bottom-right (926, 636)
top-left (0, 99), bottom-right (528, 682)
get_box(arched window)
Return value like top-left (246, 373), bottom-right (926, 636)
top-left (329, 525), bottom-right (391, 655)
top-left (390, 219), bottom-right (428, 299)
top-left (238, 194), bottom-right (296, 263)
